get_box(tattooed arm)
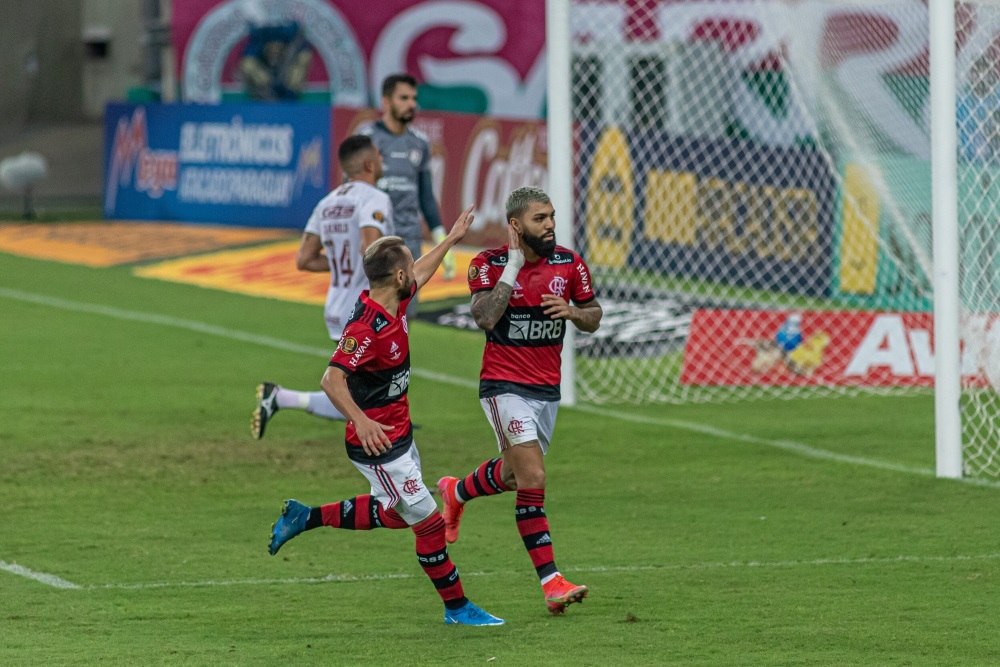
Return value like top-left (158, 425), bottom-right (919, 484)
top-left (471, 284), bottom-right (514, 331)
top-left (470, 225), bottom-right (524, 331)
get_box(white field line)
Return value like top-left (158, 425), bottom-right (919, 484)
top-left (2, 286), bottom-right (999, 492)
top-left (0, 560), bottom-right (81, 589)
top-left (6, 552), bottom-right (999, 591)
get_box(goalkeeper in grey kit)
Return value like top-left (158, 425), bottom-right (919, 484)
top-left (358, 73), bottom-right (455, 317)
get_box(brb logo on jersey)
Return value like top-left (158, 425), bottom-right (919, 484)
top-left (387, 369), bottom-right (410, 397)
top-left (508, 316), bottom-right (564, 341)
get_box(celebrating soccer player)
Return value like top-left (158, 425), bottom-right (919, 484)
top-left (437, 186), bottom-right (603, 615)
top-left (267, 209), bottom-right (504, 626)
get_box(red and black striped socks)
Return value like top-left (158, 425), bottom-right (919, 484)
top-left (312, 495), bottom-right (408, 530)
top-left (515, 488), bottom-right (558, 581)
top-left (454, 457), bottom-right (509, 503)
top-left (412, 512), bottom-right (467, 608)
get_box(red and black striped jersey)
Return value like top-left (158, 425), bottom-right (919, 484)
top-left (467, 245), bottom-right (596, 400)
top-left (329, 284), bottom-right (415, 463)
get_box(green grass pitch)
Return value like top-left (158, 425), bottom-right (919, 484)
top-left (1, 250), bottom-right (999, 666)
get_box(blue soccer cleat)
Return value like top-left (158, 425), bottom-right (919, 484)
top-left (444, 600), bottom-right (505, 626)
top-left (268, 499), bottom-right (310, 555)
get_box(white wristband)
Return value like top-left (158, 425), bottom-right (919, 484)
top-left (498, 263), bottom-right (520, 287)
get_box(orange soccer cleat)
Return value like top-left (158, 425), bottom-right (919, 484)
top-left (542, 575), bottom-right (589, 615)
top-left (436, 476), bottom-right (465, 543)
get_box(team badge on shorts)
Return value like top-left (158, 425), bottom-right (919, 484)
top-left (372, 210), bottom-right (385, 222)
top-left (340, 336), bottom-right (359, 354)
top-left (507, 418), bottom-right (526, 435)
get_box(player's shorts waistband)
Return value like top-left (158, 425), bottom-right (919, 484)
top-left (479, 379), bottom-right (560, 402)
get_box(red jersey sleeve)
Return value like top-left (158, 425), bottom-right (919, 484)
top-left (467, 249), bottom-right (498, 294)
top-left (329, 321), bottom-right (376, 372)
top-left (571, 253), bottom-right (596, 304)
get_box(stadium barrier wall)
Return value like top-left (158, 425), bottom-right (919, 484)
top-left (103, 102), bottom-right (547, 242)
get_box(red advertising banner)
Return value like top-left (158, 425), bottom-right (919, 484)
top-left (681, 309), bottom-right (998, 388)
top-left (332, 106), bottom-right (547, 249)
top-left (171, 0), bottom-right (545, 117)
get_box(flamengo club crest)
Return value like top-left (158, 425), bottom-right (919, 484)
top-left (548, 276), bottom-right (567, 297)
top-left (402, 478), bottom-right (421, 495)
top-left (507, 418), bottom-right (525, 435)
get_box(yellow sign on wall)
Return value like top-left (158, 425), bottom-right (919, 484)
top-left (585, 127), bottom-right (634, 269)
top-left (838, 164), bottom-right (881, 295)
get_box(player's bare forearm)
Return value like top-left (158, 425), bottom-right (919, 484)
top-left (298, 256), bottom-right (329, 272)
top-left (471, 286), bottom-right (513, 331)
top-left (296, 233), bottom-right (329, 272)
top-left (570, 300), bottom-right (603, 333)
top-left (413, 238), bottom-right (452, 287)
top-left (320, 367), bottom-right (365, 424)
top-left (322, 368), bottom-right (393, 454)
top-left (414, 205), bottom-right (474, 287)
top-left (540, 295), bottom-right (603, 332)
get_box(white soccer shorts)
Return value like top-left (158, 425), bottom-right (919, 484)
top-left (480, 393), bottom-right (559, 453)
top-left (352, 442), bottom-right (437, 525)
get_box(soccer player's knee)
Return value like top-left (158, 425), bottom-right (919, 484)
top-left (402, 491), bottom-right (439, 526)
top-left (516, 466), bottom-right (545, 489)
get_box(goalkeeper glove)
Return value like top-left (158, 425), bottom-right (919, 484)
top-left (431, 227), bottom-right (455, 280)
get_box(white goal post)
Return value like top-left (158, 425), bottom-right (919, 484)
top-left (546, 0), bottom-right (1000, 478)
top-left (929, 0), bottom-right (961, 477)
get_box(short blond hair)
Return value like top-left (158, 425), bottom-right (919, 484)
top-left (363, 236), bottom-right (409, 286)
top-left (505, 186), bottom-right (550, 221)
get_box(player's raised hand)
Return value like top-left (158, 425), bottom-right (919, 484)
top-left (446, 205), bottom-right (476, 245)
top-left (507, 223), bottom-right (525, 270)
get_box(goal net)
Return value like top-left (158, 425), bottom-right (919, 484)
top-left (956, 2), bottom-right (1000, 475)
top-left (563, 0), bottom-right (1000, 475)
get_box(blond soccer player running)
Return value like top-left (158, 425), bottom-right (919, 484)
top-left (268, 209), bottom-right (504, 626)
